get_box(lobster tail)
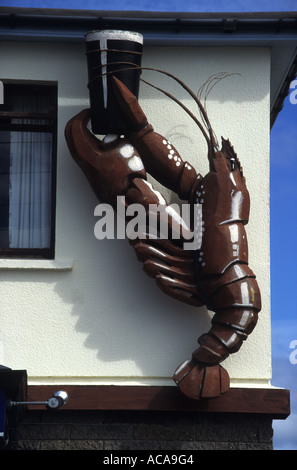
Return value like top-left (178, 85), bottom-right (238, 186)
top-left (173, 265), bottom-right (261, 398)
top-left (193, 266), bottom-right (261, 365)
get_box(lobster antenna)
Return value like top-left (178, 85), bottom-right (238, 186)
top-left (139, 66), bottom-right (217, 149)
top-left (197, 73), bottom-right (232, 146)
top-left (88, 64), bottom-right (216, 149)
top-left (198, 73), bottom-right (232, 102)
top-left (140, 77), bottom-right (211, 145)
top-left (197, 72), bottom-right (241, 139)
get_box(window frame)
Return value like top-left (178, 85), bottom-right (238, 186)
top-left (0, 82), bottom-right (57, 259)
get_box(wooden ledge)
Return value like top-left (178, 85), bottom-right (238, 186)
top-left (27, 385), bottom-right (290, 419)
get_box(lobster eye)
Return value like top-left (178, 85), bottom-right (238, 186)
top-left (230, 158), bottom-right (236, 171)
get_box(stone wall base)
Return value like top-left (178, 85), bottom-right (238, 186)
top-left (14, 410), bottom-right (274, 451)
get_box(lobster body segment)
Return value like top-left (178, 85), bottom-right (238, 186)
top-left (192, 142), bottom-right (251, 276)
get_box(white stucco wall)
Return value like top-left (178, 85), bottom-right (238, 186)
top-left (0, 41), bottom-right (271, 388)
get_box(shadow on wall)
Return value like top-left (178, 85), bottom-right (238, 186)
top-left (53, 234), bottom-right (211, 379)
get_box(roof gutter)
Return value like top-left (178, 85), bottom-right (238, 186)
top-left (0, 8), bottom-right (297, 44)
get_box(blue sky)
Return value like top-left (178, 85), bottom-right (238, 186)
top-left (270, 90), bottom-right (297, 450)
top-left (1, 0), bottom-right (296, 450)
top-left (1, 0), bottom-right (297, 11)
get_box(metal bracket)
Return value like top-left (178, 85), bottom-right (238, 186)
top-left (9, 390), bottom-right (68, 410)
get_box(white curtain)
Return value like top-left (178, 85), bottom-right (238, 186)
top-left (9, 94), bottom-right (52, 249)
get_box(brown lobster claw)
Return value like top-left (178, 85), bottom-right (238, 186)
top-left (65, 109), bottom-right (147, 207)
top-left (112, 76), bottom-right (199, 200)
top-left (65, 105), bottom-right (205, 309)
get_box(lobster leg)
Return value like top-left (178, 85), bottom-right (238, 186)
top-left (126, 179), bottom-right (204, 306)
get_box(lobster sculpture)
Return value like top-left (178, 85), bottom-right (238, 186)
top-left (65, 71), bottom-right (261, 401)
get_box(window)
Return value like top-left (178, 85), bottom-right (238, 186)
top-left (0, 82), bottom-right (57, 258)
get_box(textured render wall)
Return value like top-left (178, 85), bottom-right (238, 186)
top-left (0, 42), bottom-right (271, 388)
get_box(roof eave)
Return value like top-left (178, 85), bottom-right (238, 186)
top-left (0, 7), bottom-right (296, 126)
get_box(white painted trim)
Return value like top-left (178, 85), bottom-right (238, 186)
top-left (0, 259), bottom-right (74, 271)
top-left (0, 80), bottom-right (3, 104)
top-left (85, 30), bottom-right (143, 44)
top-left (27, 376), bottom-right (273, 388)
